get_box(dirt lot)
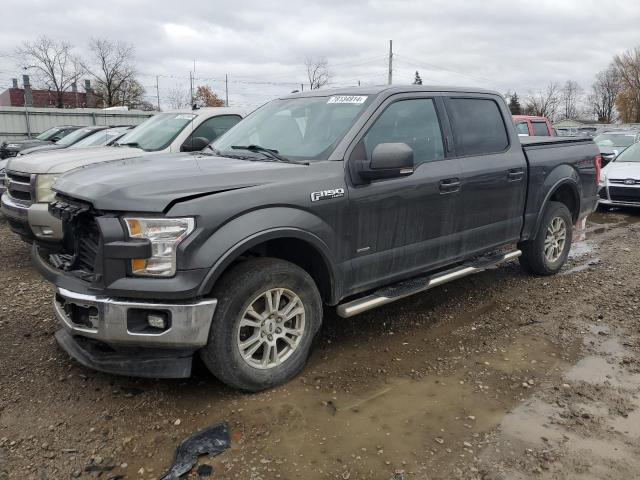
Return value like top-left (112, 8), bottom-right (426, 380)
top-left (0, 209), bottom-right (639, 480)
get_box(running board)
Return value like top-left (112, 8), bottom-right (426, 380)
top-left (336, 250), bottom-right (522, 318)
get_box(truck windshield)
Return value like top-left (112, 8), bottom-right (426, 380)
top-left (116, 113), bottom-right (196, 151)
top-left (613, 142), bottom-right (640, 163)
top-left (213, 95), bottom-right (372, 161)
top-left (55, 128), bottom-right (95, 147)
top-left (35, 127), bottom-right (63, 141)
top-left (71, 128), bottom-right (128, 148)
top-left (594, 133), bottom-right (636, 148)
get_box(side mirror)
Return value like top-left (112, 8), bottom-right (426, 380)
top-left (358, 143), bottom-right (414, 182)
top-left (181, 136), bottom-right (210, 152)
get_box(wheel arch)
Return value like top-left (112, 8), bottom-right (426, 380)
top-left (195, 208), bottom-right (342, 305)
top-left (532, 178), bottom-right (581, 238)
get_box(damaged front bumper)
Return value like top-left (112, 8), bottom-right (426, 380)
top-left (53, 287), bottom-right (217, 378)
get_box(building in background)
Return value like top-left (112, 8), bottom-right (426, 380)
top-left (0, 75), bottom-right (96, 108)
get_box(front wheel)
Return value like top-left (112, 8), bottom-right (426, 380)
top-left (200, 258), bottom-right (322, 392)
top-left (519, 201), bottom-right (573, 276)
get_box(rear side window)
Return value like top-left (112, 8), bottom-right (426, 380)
top-left (532, 122), bottom-right (550, 136)
top-left (516, 122), bottom-right (529, 135)
top-left (448, 98), bottom-right (509, 156)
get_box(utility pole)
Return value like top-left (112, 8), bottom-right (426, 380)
top-left (388, 39), bottom-right (393, 85)
top-left (189, 71), bottom-right (194, 107)
top-left (225, 74), bottom-right (229, 106)
top-left (155, 75), bottom-right (160, 111)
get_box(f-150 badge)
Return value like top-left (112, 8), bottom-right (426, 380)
top-left (311, 188), bottom-right (345, 202)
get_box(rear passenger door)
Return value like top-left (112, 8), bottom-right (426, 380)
top-left (445, 96), bottom-right (527, 255)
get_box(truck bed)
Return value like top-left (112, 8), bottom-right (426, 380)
top-left (519, 136), bottom-right (594, 148)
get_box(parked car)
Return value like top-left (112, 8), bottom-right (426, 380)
top-left (598, 141), bottom-right (640, 208)
top-left (593, 130), bottom-right (640, 166)
top-left (32, 86), bottom-right (599, 391)
top-left (1, 108), bottom-right (246, 242)
top-left (513, 115), bottom-right (554, 137)
top-left (17, 125), bottom-right (111, 156)
top-left (0, 126), bottom-right (82, 159)
top-left (68, 126), bottom-right (134, 149)
top-left (0, 159), bottom-right (7, 198)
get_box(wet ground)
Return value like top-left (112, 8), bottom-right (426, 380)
top-left (0, 208), bottom-right (639, 479)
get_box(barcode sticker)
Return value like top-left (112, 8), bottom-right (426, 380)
top-left (327, 96), bottom-right (368, 104)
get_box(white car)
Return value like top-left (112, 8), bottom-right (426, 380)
top-left (1, 107), bottom-right (247, 241)
top-left (598, 142), bottom-right (640, 208)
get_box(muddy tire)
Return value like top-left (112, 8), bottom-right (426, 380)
top-left (200, 258), bottom-right (322, 392)
top-left (519, 201), bottom-right (573, 276)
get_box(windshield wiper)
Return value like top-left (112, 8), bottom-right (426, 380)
top-left (231, 145), bottom-right (305, 164)
top-left (116, 141), bottom-right (141, 148)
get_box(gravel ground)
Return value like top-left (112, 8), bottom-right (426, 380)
top-left (0, 209), bottom-right (639, 480)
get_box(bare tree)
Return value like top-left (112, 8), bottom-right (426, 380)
top-left (15, 36), bottom-right (84, 108)
top-left (524, 82), bottom-right (561, 120)
top-left (166, 85), bottom-right (190, 109)
top-left (560, 80), bottom-right (583, 120)
top-left (590, 65), bottom-right (620, 123)
top-left (85, 38), bottom-right (138, 107)
top-left (114, 78), bottom-right (147, 109)
top-left (613, 47), bottom-right (640, 123)
top-left (305, 57), bottom-right (330, 90)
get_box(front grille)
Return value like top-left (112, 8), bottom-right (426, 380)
top-left (609, 186), bottom-right (640, 204)
top-left (609, 178), bottom-right (640, 185)
top-left (6, 171), bottom-right (34, 204)
top-left (74, 219), bottom-right (100, 273)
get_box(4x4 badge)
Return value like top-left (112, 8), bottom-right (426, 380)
top-left (311, 188), bottom-right (345, 202)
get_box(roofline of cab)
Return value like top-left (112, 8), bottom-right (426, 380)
top-left (279, 84), bottom-right (502, 100)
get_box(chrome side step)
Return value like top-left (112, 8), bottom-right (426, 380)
top-left (336, 250), bottom-right (522, 318)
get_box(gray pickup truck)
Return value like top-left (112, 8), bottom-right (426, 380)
top-left (33, 86), bottom-right (599, 391)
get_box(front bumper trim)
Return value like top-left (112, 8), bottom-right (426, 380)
top-left (1, 192), bottom-right (29, 220)
top-left (55, 329), bottom-right (194, 378)
top-left (54, 287), bottom-right (217, 348)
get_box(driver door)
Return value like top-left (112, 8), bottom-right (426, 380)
top-left (345, 94), bottom-right (464, 294)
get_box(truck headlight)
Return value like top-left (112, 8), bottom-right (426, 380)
top-left (6, 144), bottom-right (20, 149)
top-left (124, 217), bottom-right (195, 277)
top-left (35, 174), bottom-right (59, 202)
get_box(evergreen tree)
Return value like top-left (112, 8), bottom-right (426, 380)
top-left (508, 92), bottom-right (522, 115)
top-left (413, 71), bottom-right (423, 85)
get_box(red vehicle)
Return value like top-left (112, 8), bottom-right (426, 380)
top-left (513, 115), bottom-right (555, 137)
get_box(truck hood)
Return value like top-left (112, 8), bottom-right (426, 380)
top-left (18, 144), bottom-right (65, 155)
top-left (6, 145), bottom-right (144, 174)
top-left (603, 161), bottom-right (640, 179)
top-left (53, 153), bottom-right (307, 212)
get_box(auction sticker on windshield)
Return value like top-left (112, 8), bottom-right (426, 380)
top-left (327, 96), bottom-right (368, 104)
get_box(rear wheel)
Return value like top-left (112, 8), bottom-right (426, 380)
top-left (200, 258), bottom-right (322, 392)
top-left (519, 201), bottom-right (572, 276)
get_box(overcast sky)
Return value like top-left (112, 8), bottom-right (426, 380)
top-left (0, 0), bottom-right (638, 109)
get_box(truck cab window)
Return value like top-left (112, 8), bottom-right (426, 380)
top-left (532, 122), bottom-right (550, 136)
top-left (362, 99), bottom-right (444, 166)
top-left (516, 122), bottom-right (529, 135)
top-left (448, 98), bottom-right (509, 156)
top-left (183, 115), bottom-right (242, 147)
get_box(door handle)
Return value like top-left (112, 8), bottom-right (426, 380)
top-left (508, 169), bottom-right (524, 181)
top-left (439, 177), bottom-right (461, 193)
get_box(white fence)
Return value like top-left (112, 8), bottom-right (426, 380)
top-left (0, 106), bottom-right (154, 141)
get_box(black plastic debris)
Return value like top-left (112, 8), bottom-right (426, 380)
top-left (160, 422), bottom-right (230, 480)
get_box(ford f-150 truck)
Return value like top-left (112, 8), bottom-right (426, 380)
top-left (1, 108), bottom-right (245, 242)
top-left (33, 86), bottom-right (600, 391)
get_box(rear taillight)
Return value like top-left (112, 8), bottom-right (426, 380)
top-left (594, 155), bottom-right (602, 185)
